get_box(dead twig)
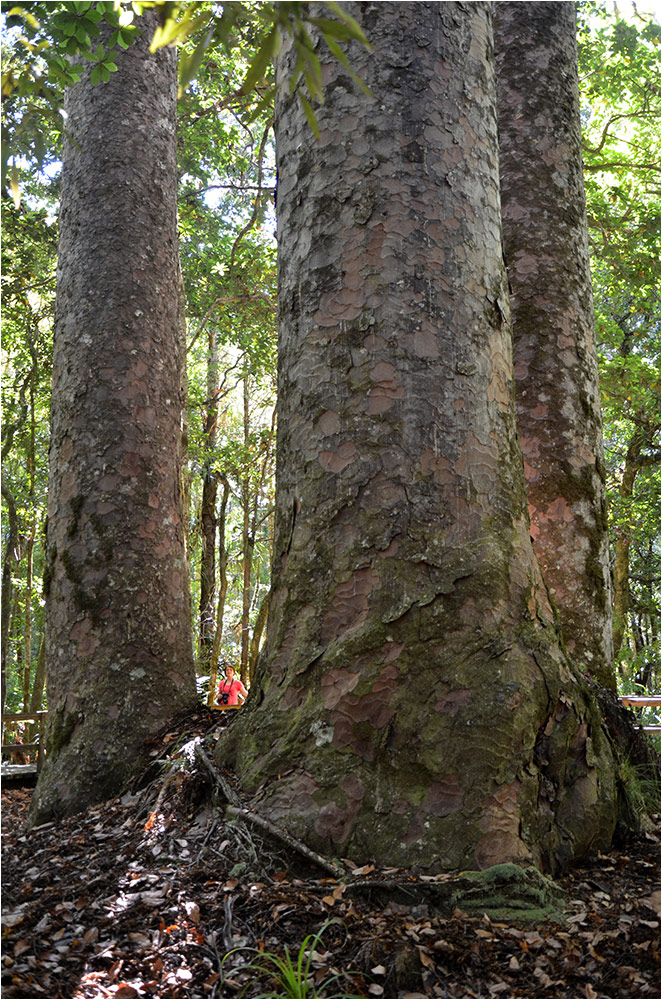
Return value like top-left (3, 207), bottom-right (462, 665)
top-left (194, 741), bottom-right (241, 807)
top-left (225, 805), bottom-right (346, 879)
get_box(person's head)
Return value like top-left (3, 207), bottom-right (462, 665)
top-left (225, 664), bottom-right (235, 680)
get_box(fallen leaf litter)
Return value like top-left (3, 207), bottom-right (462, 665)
top-left (2, 705), bottom-right (659, 998)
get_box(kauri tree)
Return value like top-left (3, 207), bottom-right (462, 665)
top-left (494, 2), bottom-right (615, 690)
top-left (219, 1), bottom-right (621, 873)
top-left (30, 11), bottom-right (197, 824)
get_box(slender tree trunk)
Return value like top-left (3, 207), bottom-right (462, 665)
top-left (207, 476), bottom-right (230, 705)
top-left (199, 329), bottom-right (220, 667)
top-left (612, 431), bottom-right (646, 658)
top-left (494, 2), bottom-right (615, 689)
top-left (248, 590), bottom-right (269, 681)
top-left (23, 374), bottom-right (37, 711)
top-left (22, 535), bottom-right (33, 711)
top-left (29, 635), bottom-right (46, 712)
top-left (27, 635), bottom-right (46, 745)
top-left (219, 1), bottom-right (619, 873)
top-left (30, 12), bottom-right (196, 824)
top-left (245, 407), bottom-right (276, 686)
top-left (239, 374), bottom-right (253, 682)
top-left (1, 477), bottom-right (20, 714)
top-left (178, 262), bottom-right (194, 578)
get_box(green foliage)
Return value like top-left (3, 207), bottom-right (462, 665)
top-left (617, 756), bottom-right (661, 819)
top-left (1, 0), bottom-right (369, 201)
top-left (223, 923), bottom-right (360, 999)
top-left (578, 1), bottom-right (660, 690)
top-left (1, 197), bottom-right (55, 712)
top-left (1, 1), bottom-right (142, 200)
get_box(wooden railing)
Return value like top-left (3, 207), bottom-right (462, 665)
top-left (0, 696), bottom-right (657, 780)
top-left (1, 711), bottom-right (49, 772)
top-left (619, 695), bottom-right (661, 734)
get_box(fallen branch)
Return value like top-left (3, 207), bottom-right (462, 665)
top-left (225, 805), bottom-right (346, 879)
top-left (194, 741), bottom-right (241, 807)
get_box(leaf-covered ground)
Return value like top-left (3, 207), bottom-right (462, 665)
top-left (2, 706), bottom-right (660, 999)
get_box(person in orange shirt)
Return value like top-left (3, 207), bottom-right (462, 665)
top-left (217, 664), bottom-right (248, 706)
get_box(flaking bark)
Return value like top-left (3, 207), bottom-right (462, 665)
top-left (30, 12), bottom-right (196, 824)
top-left (494, 2), bottom-right (615, 688)
top-left (219, 2), bottom-right (619, 873)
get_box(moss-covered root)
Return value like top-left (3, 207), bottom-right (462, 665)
top-left (444, 863), bottom-right (567, 925)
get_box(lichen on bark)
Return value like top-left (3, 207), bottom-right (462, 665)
top-left (218, 2), bottom-right (619, 874)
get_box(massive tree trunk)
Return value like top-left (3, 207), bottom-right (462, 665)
top-left (219, 1), bottom-right (619, 873)
top-left (30, 12), bottom-right (196, 824)
top-left (494, 2), bottom-right (615, 689)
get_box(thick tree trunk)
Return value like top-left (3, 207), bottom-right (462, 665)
top-left (494, 2), bottom-right (615, 689)
top-left (219, 2), bottom-right (618, 873)
top-left (30, 13), bottom-right (196, 824)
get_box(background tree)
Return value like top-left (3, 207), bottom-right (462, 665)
top-left (29, 10), bottom-right (197, 824)
top-left (220, 0), bottom-right (619, 873)
top-left (577, 2), bottom-right (660, 692)
top-left (494, 1), bottom-right (615, 690)
top-left (1, 0), bottom-right (658, 816)
top-left (1, 200), bottom-right (55, 715)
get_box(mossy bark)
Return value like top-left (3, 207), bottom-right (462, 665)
top-left (30, 12), bottom-right (196, 825)
top-left (494, 3), bottom-right (615, 689)
top-left (218, 1), bottom-right (618, 873)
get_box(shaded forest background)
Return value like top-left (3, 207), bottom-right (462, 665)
top-left (1, 0), bottom-right (660, 730)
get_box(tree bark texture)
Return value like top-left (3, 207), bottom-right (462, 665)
top-left (494, 2), bottom-right (615, 689)
top-left (30, 13), bottom-right (196, 824)
top-left (219, 2), bottom-right (618, 873)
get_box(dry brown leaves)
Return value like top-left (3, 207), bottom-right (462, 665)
top-left (2, 706), bottom-right (660, 999)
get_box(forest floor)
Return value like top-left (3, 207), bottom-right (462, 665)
top-left (1, 705), bottom-right (660, 1000)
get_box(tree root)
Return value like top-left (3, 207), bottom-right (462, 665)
top-left (225, 805), bottom-right (346, 879)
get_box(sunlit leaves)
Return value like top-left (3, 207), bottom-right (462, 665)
top-left (578, 1), bottom-right (660, 688)
top-left (1, 0), bottom-right (369, 202)
top-left (237, 24), bottom-right (279, 97)
top-left (1, 1), bottom-right (141, 196)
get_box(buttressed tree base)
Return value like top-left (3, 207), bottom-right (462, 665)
top-left (219, 2), bottom-right (619, 873)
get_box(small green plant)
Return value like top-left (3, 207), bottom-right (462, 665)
top-left (222, 922), bottom-right (362, 999)
top-left (618, 756), bottom-right (661, 819)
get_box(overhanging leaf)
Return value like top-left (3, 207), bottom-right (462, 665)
top-left (297, 90), bottom-right (320, 139)
top-left (324, 35), bottom-right (372, 96)
top-left (178, 26), bottom-right (214, 95)
top-left (238, 24), bottom-right (279, 96)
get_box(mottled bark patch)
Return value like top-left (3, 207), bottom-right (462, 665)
top-left (320, 567), bottom-right (379, 642)
top-left (314, 775), bottom-right (366, 844)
